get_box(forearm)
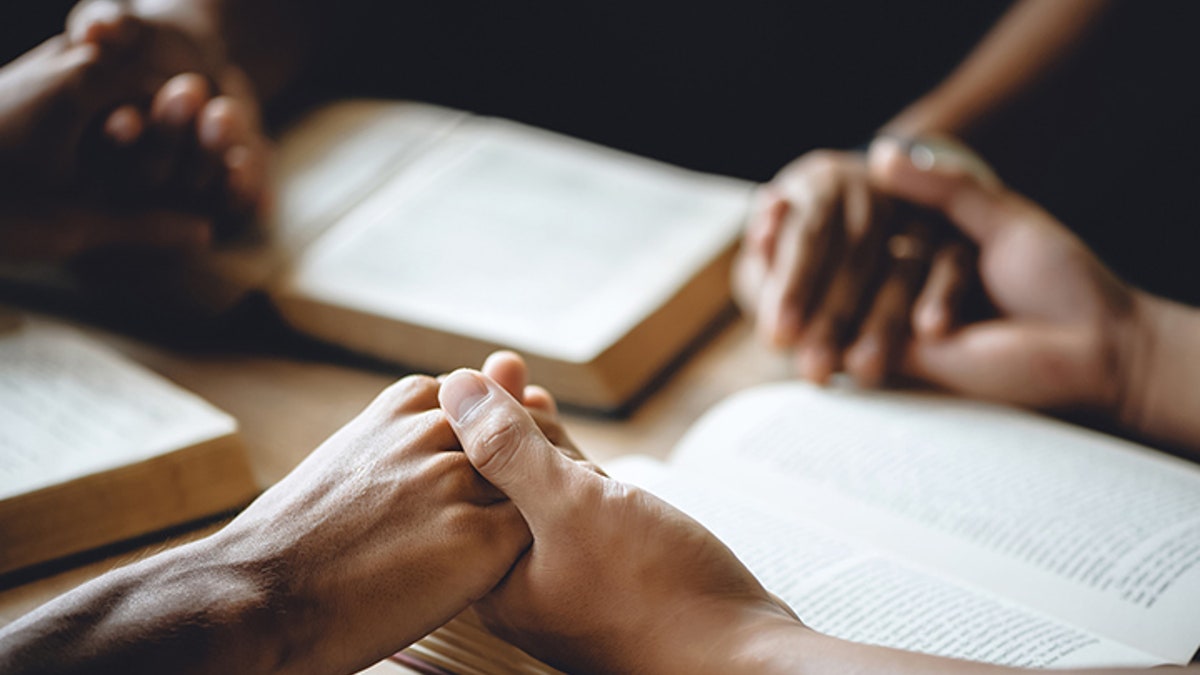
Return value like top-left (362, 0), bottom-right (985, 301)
top-left (1120, 292), bottom-right (1200, 455)
top-left (881, 0), bottom-right (1112, 142)
top-left (730, 618), bottom-right (1199, 675)
top-left (0, 533), bottom-right (295, 675)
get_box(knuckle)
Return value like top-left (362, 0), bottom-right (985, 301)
top-left (441, 502), bottom-right (491, 539)
top-left (600, 479), bottom-right (650, 515)
top-left (562, 478), bottom-right (614, 520)
top-left (417, 409), bottom-right (456, 446)
top-left (470, 412), bottom-right (525, 478)
top-left (527, 409), bottom-right (566, 445)
top-left (375, 374), bottom-right (439, 413)
top-left (575, 459), bottom-right (608, 477)
top-left (429, 451), bottom-right (478, 496)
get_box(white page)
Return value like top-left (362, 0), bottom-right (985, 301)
top-left (205, 101), bottom-right (465, 289)
top-left (0, 319), bottom-right (236, 500)
top-left (278, 117), bottom-right (751, 362)
top-left (668, 382), bottom-right (1200, 664)
top-left (609, 457), bottom-right (1163, 668)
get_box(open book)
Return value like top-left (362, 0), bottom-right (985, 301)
top-left (0, 314), bottom-right (258, 575)
top-left (403, 382), bottom-right (1200, 671)
top-left (0, 101), bottom-right (750, 411)
top-left (192, 101), bottom-right (752, 410)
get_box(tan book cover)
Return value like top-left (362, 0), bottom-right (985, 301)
top-left (0, 316), bottom-right (258, 575)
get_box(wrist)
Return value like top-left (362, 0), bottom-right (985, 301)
top-left (187, 522), bottom-right (327, 674)
top-left (0, 530), bottom-right (297, 674)
top-left (1114, 290), bottom-right (1157, 434)
top-left (645, 600), bottom-right (812, 675)
top-left (1115, 291), bottom-right (1200, 452)
top-left (879, 89), bottom-right (958, 141)
top-left (722, 611), bottom-right (819, 674)
top-left (136, 533), bottom-right (295, 673)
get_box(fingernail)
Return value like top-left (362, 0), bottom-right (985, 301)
top-left (440, 371), bottom-right (490, 422)
top-left (909, 142), bottom-right (937, 171)
top-left (199, 114), bottom-right (225, 148)
top-left (905, 137), bottom-right (1000, 186)
top-left (163, 95), bottom-right (193, 127)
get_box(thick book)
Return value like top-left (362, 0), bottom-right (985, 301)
top-left (401, 382), bottom-right (1200, 671)
top-left (0, 315), bottom-right (258, 575)
top-left (189, 100), bottom-right (752, 411)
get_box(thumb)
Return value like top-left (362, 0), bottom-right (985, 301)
top-left (868, 136), bottom-right (1020, 244)
top-left (440, 369), bottom-right (577, 524)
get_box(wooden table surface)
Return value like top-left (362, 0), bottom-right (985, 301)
top-left (0, 305), bottom-right (793, 671)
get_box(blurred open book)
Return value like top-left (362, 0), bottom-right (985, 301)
top-left (199, 101), bottom-right (752, 410)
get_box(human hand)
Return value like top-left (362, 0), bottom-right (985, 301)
top-left (870, 137), bottom-right (1141, 415)
top-left (204, 373), bottom-right (531, 674)
top-left (0, 36), bottom-right (217, 260)
top-left (734, 149), bottom-right (974, 386)
top-left (66, 0), bottom-right (271, 223)
top-left (475, 350), bottom-right (585, 458)
top-left (438, 369), bottom-right (801, 675)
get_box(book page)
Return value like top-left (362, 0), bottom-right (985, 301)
top-left (277, 117), bottom-right (751, 362)
top-left (0, 318), bottom-right (237, 500)
top-left (608, 457), bottom-right (1163, 668)
top-left (203, 101), bottom-right (465, 290)
top-left (668, 383), bottom-right (1200, 664)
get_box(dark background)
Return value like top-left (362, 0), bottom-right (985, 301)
top-left (6, 1), bottom-right (1200, 304)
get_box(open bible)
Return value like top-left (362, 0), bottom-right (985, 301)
top-left (0, 315), bottom-right (257, 575)
top-left (0, 101), bottom-right (751, 411)
top-left (402, 382), bottom-right (1200, 671)
top-left (195, 101), bottom-right (753, 410)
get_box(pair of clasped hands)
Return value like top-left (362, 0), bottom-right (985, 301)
top-left (735, 138), bottom-right (1141, 419)
top-left (0, 0), bottom-right (269, 259)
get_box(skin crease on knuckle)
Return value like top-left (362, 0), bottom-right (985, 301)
top-left (471, 411), bottom-right (529, 480)
top-left (423, 450), bottom-right (507, 507)
top-left (373, 375), bottom-right (440, 415)
top-left (437, 500), bottom-right (503, 548)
